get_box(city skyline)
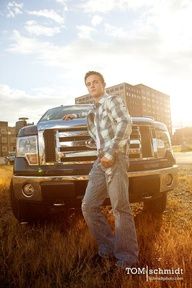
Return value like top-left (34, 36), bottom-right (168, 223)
top-left (0, 0), bottom-right (192, 129)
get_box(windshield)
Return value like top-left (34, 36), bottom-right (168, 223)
top-left (39, 105), bottom-right (92, 122)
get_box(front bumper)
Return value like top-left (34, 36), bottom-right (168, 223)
top-left (12, 165), bottom-right (178, 203)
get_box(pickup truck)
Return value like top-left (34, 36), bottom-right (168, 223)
top-left (10, 104), bottom-right (178, 222)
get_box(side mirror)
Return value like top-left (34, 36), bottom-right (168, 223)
top-left (165, 150), bottom-right (176, 165)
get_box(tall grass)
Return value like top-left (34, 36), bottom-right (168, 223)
top-left (0, 166), bottom-right (191, 288)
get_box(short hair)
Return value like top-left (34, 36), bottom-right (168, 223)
top-left (84, 71), bottom-right (105, 85)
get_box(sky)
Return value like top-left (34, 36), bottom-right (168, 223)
top-left (0, 0), bottom-right (192, 129)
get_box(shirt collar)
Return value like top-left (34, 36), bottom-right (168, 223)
top-left (93, 93), bottom-right (108, 108)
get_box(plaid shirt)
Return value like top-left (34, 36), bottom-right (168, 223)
top-left (78, 93), bottom-right (132, 161)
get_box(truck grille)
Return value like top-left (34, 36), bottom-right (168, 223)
top-left (43, 125), bottom-right (143, 164)
top-left (44, 126), bottom-right (97, 163)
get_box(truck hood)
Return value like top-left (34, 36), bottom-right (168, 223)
top-left (37, 118), bottom-right (87, 131)
top-left (18, 119), bottom-right (88, 137)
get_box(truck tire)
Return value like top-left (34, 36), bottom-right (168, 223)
top-left (10, 182), bottom-right (46, 222)
top-left (143, 192), bottom-right (167, 214)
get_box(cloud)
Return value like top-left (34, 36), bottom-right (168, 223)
top-left (7, 1), bottom-right (192, 64)
top-left (0, 84), bottom-right (37, 125)
top-left (8, 30), bottom-right (49, 54)
top-left (7, 26), bottom-right (191, 80)
top-left (25, 20), bottom-right (62, 37)
top-left (6, 0), bottom-right (192, 125)
top-left (104, 23), bottom-right (127, 38)
top-left (147, 1), bottom-right (192, 54)
top-left (76, 25), bottom-right (96, 39)
top-left (7, 1), bottom-right (23, 18)
top-left (0, 84), bottom-right (75, 126)
top-left (80, 0), bottom-right (118, 13)
top-left (8, 30), bottom-right (73, 66)
top-left (91, 15), bottom-right (103, 26)
top-left (80, 0), bottom-right (191, 16)
top-left (80, 0), bottom-right (153, 13)
top-left (56, 0), bottom-right (68, 11)
top-left (5, 29), bottom-right (160, 96)
top-left (28, 9), bottom-right (64, 25)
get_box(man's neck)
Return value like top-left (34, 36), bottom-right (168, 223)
top-left (93, 93), bottom-right (105, 103)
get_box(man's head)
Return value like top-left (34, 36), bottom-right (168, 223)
top-left (84, 71), bottom-right (106, 101)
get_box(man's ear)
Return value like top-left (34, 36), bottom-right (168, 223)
top-left (103, 82), bottom-right (106, 88)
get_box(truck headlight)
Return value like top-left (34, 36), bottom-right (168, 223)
top-left (17, 136), bottom-right (39, 165)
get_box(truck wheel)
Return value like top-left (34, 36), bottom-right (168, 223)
top-left (143, 193), bottom-right (167, 214)
top-left (10, 182), bottom-right (46, 222)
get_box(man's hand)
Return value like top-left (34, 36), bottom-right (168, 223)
top-left (100, 156), bottom-right (114, 168)
top-left (63, 114), bottom-right (77, 120)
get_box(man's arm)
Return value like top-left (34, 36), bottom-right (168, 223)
top-left (63, 111), bottom-right (88, 120)
top-left (104, 96), bottom-right (132, 160)
top-left (63, 114), bottom-right (77, 120)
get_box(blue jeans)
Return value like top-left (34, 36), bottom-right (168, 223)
top-left (81, 154), bottom-right (139, 267)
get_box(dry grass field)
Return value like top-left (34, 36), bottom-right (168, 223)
top-left (0, 165), bottom-right (192, 288)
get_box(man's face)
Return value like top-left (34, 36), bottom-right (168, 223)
top-left (85, 74), bottom-right (105, 99)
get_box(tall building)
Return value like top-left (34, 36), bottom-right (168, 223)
top-left (8, 126), bottom-right (16, 153)
top-left (0, 121), bottom-right (16, 157)
top-left (0, 121), bottom-right (8, 157)
top-left (75, 82), bottom-right (172, 135)
top-left (172, 127), bottom-right (192, 145)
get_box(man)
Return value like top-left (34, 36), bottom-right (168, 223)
top-left (64, 71), bottom-right (138, 269)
